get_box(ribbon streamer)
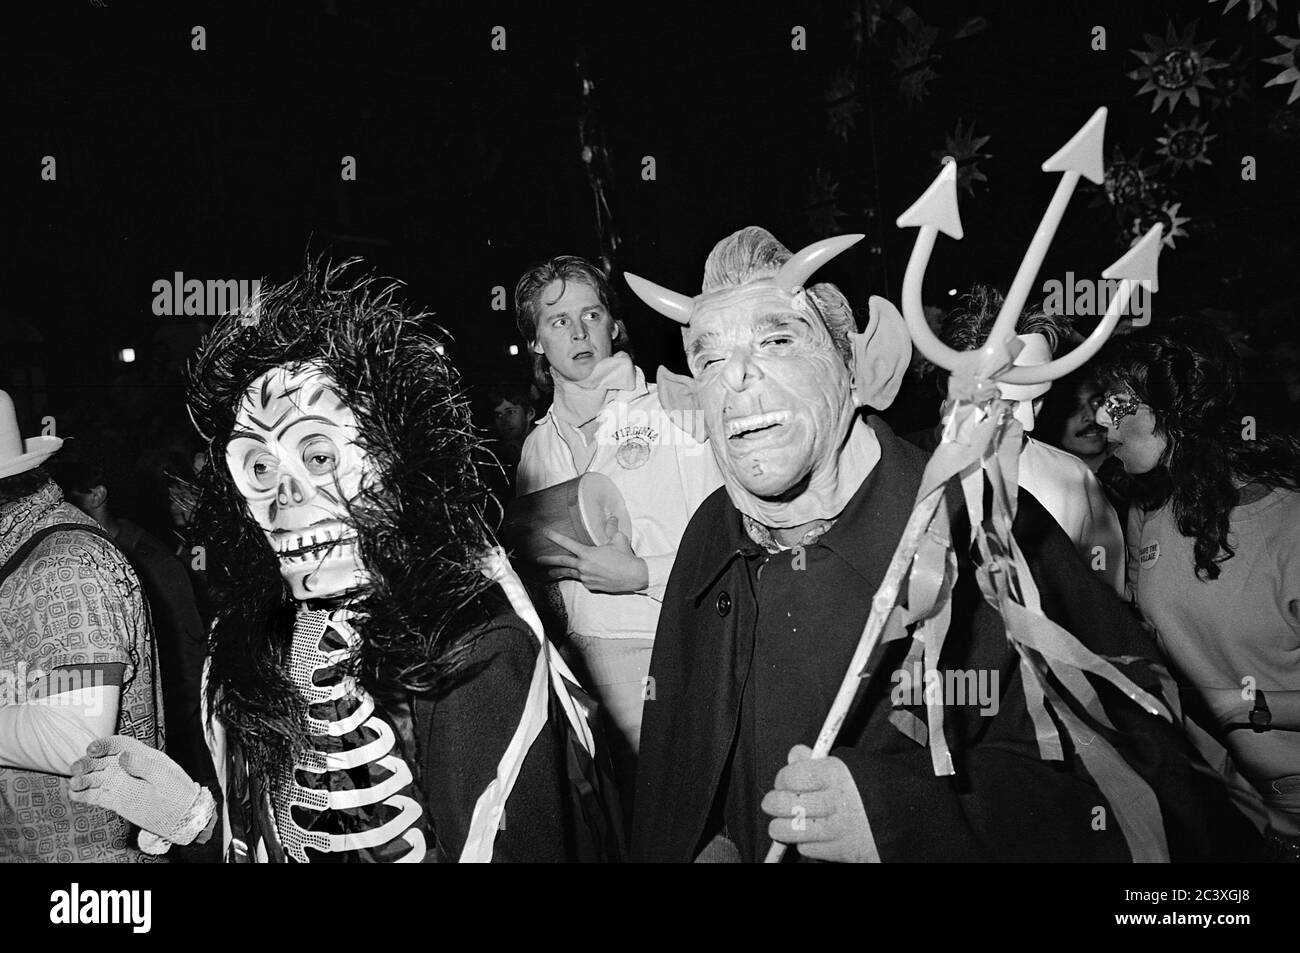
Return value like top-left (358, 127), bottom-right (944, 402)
top-left (894, 380), bottom-right (1172, 862)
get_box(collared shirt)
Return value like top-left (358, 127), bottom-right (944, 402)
top-left (0, 482), bottom-right (161, 862)
top-left (715, 426), bottom-right (923, 861)
top-left (517, 368), bottom-right (722, 640)
top-left (635, 416), bottom-right (934, 861)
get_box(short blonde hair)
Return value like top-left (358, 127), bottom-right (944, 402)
top-left (514, 256), bottom-right (630, 389)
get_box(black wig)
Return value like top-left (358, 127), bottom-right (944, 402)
top-left (1096, 321), bottom-right (1300, 580)
top-left (186, 257), bottom-right (499, 778)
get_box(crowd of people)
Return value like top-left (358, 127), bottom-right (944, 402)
top-left (1, 228), bottom-right (1297, 863)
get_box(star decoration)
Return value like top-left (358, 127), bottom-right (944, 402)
top-left (1156, 117), bottom-right (1217, 172)
top-left (930, 119), bottom-right (992, 195)
top-left (1268, 101), bottom-right (1300, 140)
top-left (893, 23), bottom-right (940, 106)
top-left (1098, 146), bottom-right (1162, 211)
top-left (1208, 49), bottom-right (1252, 110)
top-left (825, 67), bottom-right (861, 141)
top-left (1263, 16), bottom-right (1300, 104)
top-left (1129, 21), bottom-right (1226, 113)
top-left (1133, 201), bottom-right (1191, 249)
top-left (851, 0), bottom-right (925, 54)
top-left (804, 169), bottom-right (847, 236)
top-left (1209, 0), bottom-right (1277, 22)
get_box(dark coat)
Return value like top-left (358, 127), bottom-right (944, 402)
top-left (219, 588), bottom-right (622, 863)
top-left (631, 416), bottom-right (1261, 863)
top-left (115, 519), bottom-right (215, 787)
top-left (410, 599), bottom-right (623, 862)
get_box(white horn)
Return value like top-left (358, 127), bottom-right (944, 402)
top-left (773, 234), bottom-right (865, 293)
top-left (624, 273), bottom-right (694, 325)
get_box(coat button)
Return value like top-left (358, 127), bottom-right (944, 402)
top-left (716, 591), bottom-right (732, 617)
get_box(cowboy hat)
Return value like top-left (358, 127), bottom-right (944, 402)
top-left (0, 389), bottom-right (63, 479)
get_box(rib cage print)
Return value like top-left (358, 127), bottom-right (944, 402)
top-left (271, 609), bottom-right (429, 862)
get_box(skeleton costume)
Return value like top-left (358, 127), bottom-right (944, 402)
top-left (175, 259), bottom-right (620, 863)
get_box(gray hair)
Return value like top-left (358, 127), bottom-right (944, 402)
top-left (699, 226), bottom-right (856, 366)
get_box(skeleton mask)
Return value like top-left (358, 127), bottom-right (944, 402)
top-left (226, 363), bottom-right (372, 600)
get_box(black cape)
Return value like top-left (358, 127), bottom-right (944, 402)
top-left (631, 416), bottom-right (1262, 862)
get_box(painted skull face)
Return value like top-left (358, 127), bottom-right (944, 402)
top-left (226, 364), bottom-right (372, 600)
top-left (685, 286), bottom-right (854, 500)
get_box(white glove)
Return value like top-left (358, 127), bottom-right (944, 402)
top-left (761, 745), bottom-right (881, 863)
top-left (69, 736), bottom-right (215, 850)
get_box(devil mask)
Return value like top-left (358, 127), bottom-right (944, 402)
top-left (625, 226), bottom-right (911, 528)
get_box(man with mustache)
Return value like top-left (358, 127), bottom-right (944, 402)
top-left (623, 226), bottom-right (1261, 863)
top-left (1040, 370), bottom-right (1111, 472)
top-left (1040, 368), bottom-right (1136, 533)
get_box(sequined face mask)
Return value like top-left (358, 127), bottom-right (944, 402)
top-left (1097, 389), bottom-right (1144, 428)
top-left (226, 364), bottom-right (372, 601)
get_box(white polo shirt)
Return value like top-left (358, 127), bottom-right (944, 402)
top-left (517, 368), bottom-right (722, 641)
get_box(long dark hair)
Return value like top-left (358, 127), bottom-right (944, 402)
top-left (187, 256), bottom-right (499, 779)
top-left (1096, 321), bottom-right (1300, 580)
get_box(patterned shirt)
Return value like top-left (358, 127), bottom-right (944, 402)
top-left (0, 481), bottom-right (162, 862)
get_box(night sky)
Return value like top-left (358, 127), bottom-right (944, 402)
top-left (3, 0), bottom-right (1298, 451)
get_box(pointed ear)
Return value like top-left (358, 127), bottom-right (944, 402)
top-left (850, 295), bottom-right (912, 410)
top-left (655, 366), bottom-right (710, 443)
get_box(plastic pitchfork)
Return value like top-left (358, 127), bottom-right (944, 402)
top-left (763, 106), bottom-right (1162, 864)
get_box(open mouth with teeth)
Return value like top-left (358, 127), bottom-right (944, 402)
top-left (726, 411), bottom-right (792, 441)
top-left (271, 523), bottom-right (359, 563)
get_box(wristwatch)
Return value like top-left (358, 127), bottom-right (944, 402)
top-left (1249, 689), bottom-right (1272, 732)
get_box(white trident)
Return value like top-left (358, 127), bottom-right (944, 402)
top-left (766, 107), bottom-right (1169, 864)
top-left (898, 106), bottom-right (1162, 383)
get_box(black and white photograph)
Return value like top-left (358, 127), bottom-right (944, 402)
top-left (1, 0), bottom-right (1297, 931)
